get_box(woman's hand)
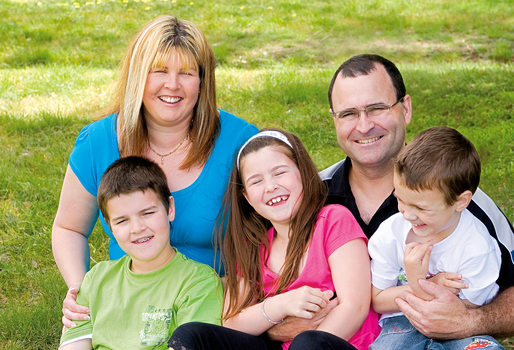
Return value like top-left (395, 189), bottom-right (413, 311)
top-left (62, 282), bottom-right (90, 328)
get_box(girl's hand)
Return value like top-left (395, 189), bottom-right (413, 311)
top-left (428, 272), bottom-right (468, 296)
top-left (281, 286), bottom-right (333, 319)
top-left (62, 282), bottom-right (90, 328)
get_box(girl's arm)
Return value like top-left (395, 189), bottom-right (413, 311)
top-left (223, 278), bottom-right (331, 336)
top-left (316, 238), bottom-right (371, 340)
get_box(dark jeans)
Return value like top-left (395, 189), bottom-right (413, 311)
top-left (168, 322), bottom-right (357, 350)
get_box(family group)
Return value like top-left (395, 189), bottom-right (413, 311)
top-left (52, 15), bottom-right (514, 350)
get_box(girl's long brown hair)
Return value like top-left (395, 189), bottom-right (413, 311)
top-left (220, 128), bottom-right (327, 320)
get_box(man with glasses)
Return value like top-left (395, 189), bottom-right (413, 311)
top-left (267, 54), bottom-right (514, 344)
top-left (320, 54), bottom-right (514, 342)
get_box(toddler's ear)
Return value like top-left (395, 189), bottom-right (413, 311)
top-left (455, 190), bottom-right (473, 212)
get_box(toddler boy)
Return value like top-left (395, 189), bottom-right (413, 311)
top-left (59, 156), bottom-right (221, 349)
top-left (369, 126), bottom-right (504, 349)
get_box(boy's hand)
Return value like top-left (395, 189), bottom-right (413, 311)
top-left (62, 282), bottom-right (90, 328)
top-left (428, 272), bottom-right (468, 296)
top-left (404, 240), bottom-right (433, 283)
top-left (282, 286), bottom-right (333, 319)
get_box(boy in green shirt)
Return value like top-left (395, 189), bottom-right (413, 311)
top-left (59, 156), bottom-right (222, 350)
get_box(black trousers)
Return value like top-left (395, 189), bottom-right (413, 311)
top-left (168, 322), bottom-right (357, 350)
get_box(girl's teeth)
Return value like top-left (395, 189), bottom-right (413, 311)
top-left (268, 196), bottom-right (288, 206)
top-left (135, 237), bottom-right (150, 243)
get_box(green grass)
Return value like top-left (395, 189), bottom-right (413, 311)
top-left (1, 0), bottom-right (514, 348)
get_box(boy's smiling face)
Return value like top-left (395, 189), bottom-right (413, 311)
top-left (393, 173), bottom-right (467, 243)
top-left (107, 189), bottom-right (175, 273)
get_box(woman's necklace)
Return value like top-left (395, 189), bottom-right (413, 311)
top-left (147, 132), bottom-right (189, 165)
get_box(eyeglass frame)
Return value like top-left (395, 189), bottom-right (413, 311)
top-left (331, 96), bottom-right (405, 121)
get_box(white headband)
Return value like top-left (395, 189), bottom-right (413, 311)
top-left (236, 130), bottom-right (293, 170)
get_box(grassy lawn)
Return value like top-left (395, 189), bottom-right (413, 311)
top-left (1, 0), bottom-right (513, 348)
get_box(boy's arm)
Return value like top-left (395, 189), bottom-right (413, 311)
top-left (59, 270), bottom-right (93, 349)
top-left (59, 338), bottom-right (92, 350)
top-left (403, 241), bottom-right (434, 301)
top-left (372, 284), bottom-right (413, 314)
top-left (176, 270), bottom-right (223, 327)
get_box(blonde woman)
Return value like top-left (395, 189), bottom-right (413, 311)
top-left (52, 15), bottom-right (257, 327)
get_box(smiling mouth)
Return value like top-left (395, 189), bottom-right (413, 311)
top-left (356, 136), bottom-right (382, 144)
top-left (159, 96), bottom-right (182, 103)
top-left (267, 196), bottom-right (289, 206)
top-left (133, 237), bottom-right (152, 244)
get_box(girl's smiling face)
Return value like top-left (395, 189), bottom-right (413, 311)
top-left (240, 146), bottom-right (303, 233)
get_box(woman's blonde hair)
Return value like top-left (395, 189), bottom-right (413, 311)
top-left (102, 15), bottom-right (219, 169)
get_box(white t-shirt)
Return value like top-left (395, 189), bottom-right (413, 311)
top-left (369, 209), bottom-right (501, 325)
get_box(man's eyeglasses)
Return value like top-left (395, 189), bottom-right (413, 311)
top-left (331, 96), bottom-right (405, 121)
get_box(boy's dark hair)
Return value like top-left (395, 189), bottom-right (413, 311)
top-left (395, 126), bottom-right (481, 206)
top-left (328, 54), bottom-right (406, 110)
top-left (98, 156), bottom-right (170, 225)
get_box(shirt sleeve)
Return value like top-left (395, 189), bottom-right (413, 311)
top-left (68, 114), bottom-right (119, 198)
top-left (69, 123), bottom-right (98, 196)
top-left (458, 246), bottom-right (501, 305)
top-left (321, 205), bottom-right (367, 258)
top-left (369, 218), bottom-right (406, 291)
top-left (175, 266), bottom-right (223, 328)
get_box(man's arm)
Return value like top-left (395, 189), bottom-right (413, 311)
top-left (266, 299), bottom-right (337, 342)
top-left (397, 279), bottom-right (514, 339)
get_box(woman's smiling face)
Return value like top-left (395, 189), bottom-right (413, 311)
top-left (142, 52), bottom-right (201, 129)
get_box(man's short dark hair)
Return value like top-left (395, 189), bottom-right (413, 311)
top-left (328, 54), bottom-right (406, 110)
top-left (97, 156), bottom-right (170, 225)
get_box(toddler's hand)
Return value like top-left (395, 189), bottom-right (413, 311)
top-left (404, 240), bottom-right (433, 283)
top-left (428, 272), bottom-right (468, 296)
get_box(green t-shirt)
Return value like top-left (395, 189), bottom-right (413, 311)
top-left (60, 250), bottom-right (222, 349)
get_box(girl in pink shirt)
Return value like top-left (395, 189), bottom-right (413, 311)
top-left (169, 129), bottom-right (379, 350)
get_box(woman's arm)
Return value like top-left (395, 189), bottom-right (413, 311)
top-left (52, 166), bottom-right (98, 325)
top-left (52, 166), bottom-right (99, 287)
top-left (316, 238), bottom-right (371, 340)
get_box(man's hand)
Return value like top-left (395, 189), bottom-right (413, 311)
top-left (396, 278), bottom-right (473, 339)
top-left (267, 297), bottom-right (338, 342)
top-left (62, 282), bottom-right (90, 328)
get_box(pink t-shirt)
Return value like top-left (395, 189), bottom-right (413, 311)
top-left (260, 205), bottom-right (380, 350)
